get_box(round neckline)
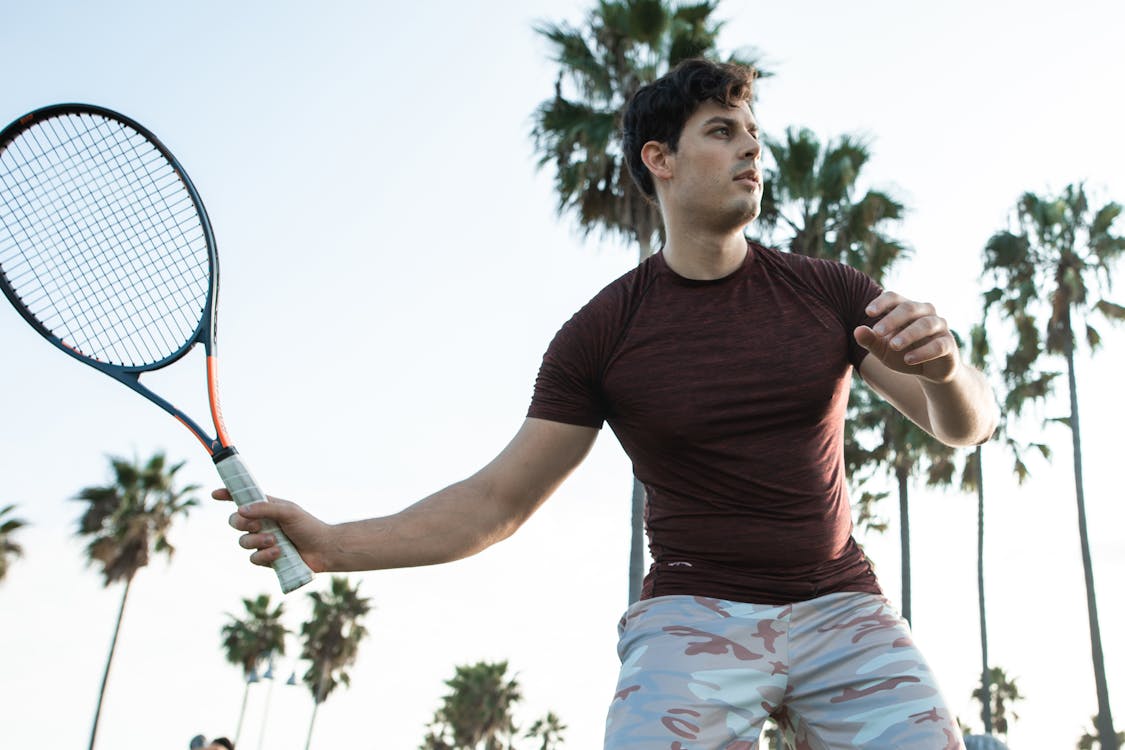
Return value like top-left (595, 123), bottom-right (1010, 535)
top-left (655, 241), bottom-right (755, 287)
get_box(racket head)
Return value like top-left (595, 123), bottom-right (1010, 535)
top-left (0, 103), bottom-right (219, 374)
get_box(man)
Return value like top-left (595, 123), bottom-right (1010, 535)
top-left (221, 59), bottom-right (996, 748)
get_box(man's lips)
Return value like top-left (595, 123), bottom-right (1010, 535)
top-left (734, 168), bottom-right (761, 188)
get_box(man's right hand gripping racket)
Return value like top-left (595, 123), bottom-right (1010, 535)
top-left (0, 103), bottom-right (314, 593)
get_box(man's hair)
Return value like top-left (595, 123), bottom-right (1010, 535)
top-left (210, 739), bottom-right (234, 750)
top-left (622, 58), bottom-right (755, 200)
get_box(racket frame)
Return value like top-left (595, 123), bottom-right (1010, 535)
top-left (0, 103), bottom-right (231, 454)
top-left (0, 103), bottom-right (312, 592)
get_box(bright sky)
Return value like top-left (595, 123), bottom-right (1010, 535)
top-left (1, 2), bottom-right (1122, 749)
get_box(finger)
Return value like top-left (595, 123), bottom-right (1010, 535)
top-left (249, 546), bottom-right (282, 567)
top-left (227, 511), bottom-right (262, 533)
top-left (871, 301), bottom-right (936, 338)
top-left (900, 335), bottom-right (956, 366)
top-left (212, 488), bottom-right (232, 501)
top-left (864, 291), bottom-right (904, 318)
top-left (886, 316), bottom-right (947, 352)
top-left (238, 531), bottom-right (277, 551)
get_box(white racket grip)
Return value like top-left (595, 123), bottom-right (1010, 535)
top-left (214, 451), bottom-right (315, 593)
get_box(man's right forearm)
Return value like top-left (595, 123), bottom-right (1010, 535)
top-left (324, 475), bottom-right (524, 572)
top-left (305, 419), bottom-right (597, 573)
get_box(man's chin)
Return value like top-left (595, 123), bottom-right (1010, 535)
top-left (728, 201), bottom-right (760, 230)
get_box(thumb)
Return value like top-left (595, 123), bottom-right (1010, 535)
top-left (853, 325), bottom-right (878, 351)
top-left (853, 325), bottom-right (891, 362)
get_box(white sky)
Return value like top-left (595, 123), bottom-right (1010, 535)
top-left (1, 1), bottom-right (1122, 749)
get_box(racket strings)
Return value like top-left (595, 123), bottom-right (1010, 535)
top-left (41, 118), bottom-right (202, 364)
top-left (4, 125), bottom-right (167, 356)
top-left (28, 116), bottom-right (205, 360)
top-left (0, 112), bottom-right (211, 368)
top-left (0, 117), bottom-right (199, 365)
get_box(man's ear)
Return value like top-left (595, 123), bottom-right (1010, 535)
top-left (640, 141), bottom-right (673, 183)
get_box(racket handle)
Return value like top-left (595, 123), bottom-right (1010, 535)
top-left (214, 449), bottom-right (315, 594)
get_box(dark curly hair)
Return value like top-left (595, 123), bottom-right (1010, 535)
top-left (622, 58), bottom-right (755, 201)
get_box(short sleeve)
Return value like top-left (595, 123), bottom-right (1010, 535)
top-left (527, 306), bottom-right (609, 429)
top-left (839, 266), bottom-right (884, 369)
top-left (794, 254), bottom-right (884, 369)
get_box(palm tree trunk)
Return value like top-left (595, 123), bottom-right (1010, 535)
top-left (235, 679), bottom-right (251, 745)
top-left (897, 470), bottom-right (911, 625)
top-left (258, 674), bottom-right (276, 750)
top-left (304, 699), bottom-right (321, 750)
top-left (975, 446), bottom-right (993, 734)
top-left (627, 233), bottom-right (655, 606)
top-left (88, 578), bottom-right (132, 750)
top-left (305, 666), bottom-right (329, 750)
top-left (628, 478), bottom-right (646, 605)
top-left (1064, 341), bottom-right (1118, 750)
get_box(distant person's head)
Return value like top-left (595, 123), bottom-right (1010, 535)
top-left (207, 739), bottom-right (234, 750)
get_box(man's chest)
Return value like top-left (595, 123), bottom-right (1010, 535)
top-left (600, 287), bottom-right (854, 439)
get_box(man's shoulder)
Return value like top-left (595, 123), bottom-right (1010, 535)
top-left (752, 241), bottom-right (856, 275)
top-left (573, 252), bottom-right (662, 317)
top-left (752, 242), bottom-right (876, 292)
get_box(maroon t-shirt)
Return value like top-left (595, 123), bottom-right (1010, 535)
top-left (528, 242), bottom-right (886, 604)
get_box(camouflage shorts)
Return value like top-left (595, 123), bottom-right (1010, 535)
top-left (604, 592), bottom-right (964, 749)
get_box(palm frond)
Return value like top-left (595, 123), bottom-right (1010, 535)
top-left (1094, 299), bottom-right (1125, 322)
top-left (72, 452), bottom-right (197, 587)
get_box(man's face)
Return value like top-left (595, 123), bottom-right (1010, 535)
top-left (660, 99), bottom-right (763, 230)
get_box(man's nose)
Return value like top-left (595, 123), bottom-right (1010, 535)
top-left (741, 133), bottom-right (761, 159)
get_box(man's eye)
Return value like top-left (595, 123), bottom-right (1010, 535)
top-left (713, 127), bottom-right (730, 136)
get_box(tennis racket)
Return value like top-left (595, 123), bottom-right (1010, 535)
top-left (0, 103), bottom-right (313, 593)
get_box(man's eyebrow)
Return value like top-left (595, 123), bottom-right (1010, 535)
top-left (700, 115), bottom-right (759, 130)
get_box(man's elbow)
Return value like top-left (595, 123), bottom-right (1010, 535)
top-left (936, 402), bottom-right (1000, 448)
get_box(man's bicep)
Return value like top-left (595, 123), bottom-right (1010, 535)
top-left (857, 356), bottom-right (935, 435)
top-left (476, 417), bottom-right (599, 521)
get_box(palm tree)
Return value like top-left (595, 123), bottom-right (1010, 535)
top-left (300, 576), bottom-right (371, 750)
top-left (847, 397), bottom-right (958, 624)
top-left (74, 452), bottom-right (199, 750)
top-left (752, 126), bottom-right (907, 280)
top-left (220, 594), bottom-right (289, 745)
top-left (526, 711), bottom-right (567, 750)
top-left (963, 321), bottom-right (1053, 735)
top-left (1078, 717), bottom-right (1125, 749)
top-left (0, 503), bottom-right (28, 583)
top-left (970, 666), bottom-right (1023, 739)
top-left (532, 0), bottom-right (766, 604)
top-left (748, 123), bottom-right (951, 625)
top-left (982, 182), bottom-right (1124, 750)
top-left (422, 660), bottom-right (525, 750)
top-left (751, 124), bottom-right (913, 530)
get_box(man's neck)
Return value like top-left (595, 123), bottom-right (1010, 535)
top-left (661, 228), bottom-right (749, 280)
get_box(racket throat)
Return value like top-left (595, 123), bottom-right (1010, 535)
top-left (207, 354), bottom-right (233, 449)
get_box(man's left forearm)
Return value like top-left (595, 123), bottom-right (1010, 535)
top-left (918, 361), bottom-right (999, 446)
